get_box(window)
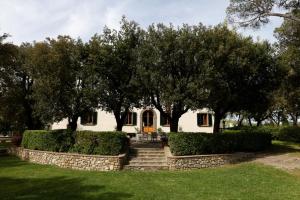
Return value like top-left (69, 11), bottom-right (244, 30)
top-left (197, 113), bottom-right (212, 127)
top-left (160, 114), bottom-right (170, 126)
top-left (81, 111), bottom-right (97, 126)
top-left (124, 112), bottom-right (137, 126)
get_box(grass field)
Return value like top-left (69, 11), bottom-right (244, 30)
top-left (1, 156), bottom-right (300, 200)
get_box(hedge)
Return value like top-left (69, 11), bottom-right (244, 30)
top-left (168, 129), bottom-right (272, 156)
top-left (70, 131), bottom-right (128, 155)
top-left (278, 126), bottom-right (300, 143)
top-left (21, 129), bottom-right (74, 152)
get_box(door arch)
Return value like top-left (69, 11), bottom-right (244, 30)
top-left (140, 109), bottom-right (157, 133)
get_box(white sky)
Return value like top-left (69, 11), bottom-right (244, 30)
top-left (0, 0), bottom-right (283, 45)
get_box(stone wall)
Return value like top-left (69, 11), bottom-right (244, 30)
top-left (164, 147), bottom-right (254, 170)
top-left (8, 147), bottom-right (126, 171)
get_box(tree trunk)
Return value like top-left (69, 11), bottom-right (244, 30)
top-left (290, 114), bottom-right (298, 126)
top-left (213, 112), bottom-right (222, 134)
top-left (113, 107), bottom-right (129, 132)
top-left (170, 117), bottom-right (179, 132)
top-left (67, 116), bottom-right (78, 131)
top-left (256, 120), bottom-right (262, 127)
top-left (248, 117), bottom-right (252, 126)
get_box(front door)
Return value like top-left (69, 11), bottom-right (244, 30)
top-left (142, 110), bottom-right (154, 133)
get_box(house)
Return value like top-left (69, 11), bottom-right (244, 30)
top-left (52, 107), bottom-right (214, 133)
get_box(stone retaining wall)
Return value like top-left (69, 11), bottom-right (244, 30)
top-left (8, 147), bottom-right (126, 171)
top-left (164, 147), bottom-right (254, 170)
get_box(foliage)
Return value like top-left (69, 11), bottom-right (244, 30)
top-left (138, 23), bottom-right (208, 132)
top-left (200, 24), bottom-right (283, 132)
top-left (11, 133), bottom-right (23, 147)
top-left (0, 36), bottom-right (43, 131)
top-left (168, 129), bottom-right (272, 156)
top-left (278, 126), bottom-right (300, 142)
top-left (227, 0), bottom-right (300, 28)
top-left (71, 131), bottom-right (128, 155)
top-left (29, 36), bottom-right (98, 131)
top-left (21, 129), bottom-right (74, 152)
top-left (89, 17), bottom-right (144, 131)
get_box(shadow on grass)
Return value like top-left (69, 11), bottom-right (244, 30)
top-left (0, 176), bottom-right (132, 200)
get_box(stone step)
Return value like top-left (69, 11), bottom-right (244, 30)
top-left (129, 161), bottom-right (167, 166)
top-left (123, 164), bottom-right (169, 171)
top-left (130, 152), bottom-right (165, 157)
top-left (129, 155), bottom-right (165, 159)
top-left (131, 148), bottom-right (164, 152)
top-left (129, 157), bottom-right (166, 161)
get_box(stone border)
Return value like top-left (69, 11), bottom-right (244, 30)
top-left (8, 147), bottom-right (127, 171)
top-left (164, 146), bottom-right (254, 170)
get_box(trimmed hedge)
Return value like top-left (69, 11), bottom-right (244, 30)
top-left (168, 129), bottom-right (272, 156)
top-left (21, 130), bottom-right (128, 155)
top-left (278, 126), bottom-right (300, 143)
top-left (70, 131), bottom-right (128, 155)
top-left (21, 129), bottom-right (74, 152)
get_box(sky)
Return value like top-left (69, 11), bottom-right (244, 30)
top-left (0, 0), bottom-right (283, 45)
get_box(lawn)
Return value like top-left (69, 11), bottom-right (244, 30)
top-left (1, 156), bottom-right (300, 200)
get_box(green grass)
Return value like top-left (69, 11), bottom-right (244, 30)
top-left (1, 156), bottom-right (300, 200)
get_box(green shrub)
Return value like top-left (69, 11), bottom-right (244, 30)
top-left (278, 126), bottom-right (300, 143)
top-left (168, 129), bottom-right (272, 156)
top-left (71, 131), bottom-right (128, 155)
top-left (21, 129), bottom-right (74, 152)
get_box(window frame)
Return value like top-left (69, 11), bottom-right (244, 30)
top-left (197, 113), bottom-right (213, 127)
top-left (80, 111), bottom-right (98, 126)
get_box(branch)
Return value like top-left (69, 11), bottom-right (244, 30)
top-left (266, 12), bottom-right (300, 23)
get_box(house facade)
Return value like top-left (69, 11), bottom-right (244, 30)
top-left (52, 107), bottom-right (214, 133)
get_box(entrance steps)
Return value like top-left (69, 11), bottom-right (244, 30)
top-left (124, 148), bottom-right (168, 170)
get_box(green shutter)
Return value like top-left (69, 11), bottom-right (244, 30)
top-left (93, 112), bottom-right (98, 125)
top-left (208, 114), bottom-right (212, 127)
top-left (133, 112), bottom-right (137, 125)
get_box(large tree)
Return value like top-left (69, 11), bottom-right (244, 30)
top-left (0, 35), bottom-right (43, 131)
top-left (201, 25), bottom-right (282, 133)
top-left (275, 11), bottom-right (300, 125)
top-left (138, 23), bottom-right (208, 132)
top-left (30, 36), bottom-right (98, 131)
top-left (89, 18), bottom-right (144, 131)
top-left (227, 0), bottom-right (300, 28)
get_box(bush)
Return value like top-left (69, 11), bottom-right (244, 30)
top-left (168, 129), bottom-right (272, 156)
top-left (21, 129), bottom-right (74, 152)
top-left (71, 131), bottom-right (128, 155)
top-left (11, 133), bottom-right (23, 147)
top-left (278, 126), bottom-right (300, 143)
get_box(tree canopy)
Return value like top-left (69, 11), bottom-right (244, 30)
top-left (227, 0), bottom-right (300, 28)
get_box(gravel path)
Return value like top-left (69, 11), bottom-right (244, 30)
top-left (254, 153), bottom-right (300, 171)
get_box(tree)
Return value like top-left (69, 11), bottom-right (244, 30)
top-left (275, 11), bottom-right (300, 125)
top-left (138, 23), bottom-right (208, 132)
top-left (89, 18), bottom-right (144, 131)
top-left (201, 24), bottom-right (282, 133)
top-left (30, 36), bottom-right (98, 131)
top-left (0, 35), bottom-right (43, 131)
top-left (227, 0), bottom-right (300, 28)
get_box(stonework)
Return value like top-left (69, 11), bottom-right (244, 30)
top-left (164, 147), bottom-right (254, 170)
top-left (8, 147), bottom-right (126, 171)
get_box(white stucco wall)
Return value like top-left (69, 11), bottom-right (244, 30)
top-left (51, 107), bottom-right (214, 133)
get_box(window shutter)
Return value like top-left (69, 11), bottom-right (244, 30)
top-left (197, 113), bottom-right (203, 126)
top-left (133, 112), bottom-right (137, 125)
top-left (208, 114), bottom-right (212, 127)
top-left (93, 112), bottom-right (98, 125)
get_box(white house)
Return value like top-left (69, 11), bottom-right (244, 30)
top-left (52, 107), bottom-right (214, 133)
